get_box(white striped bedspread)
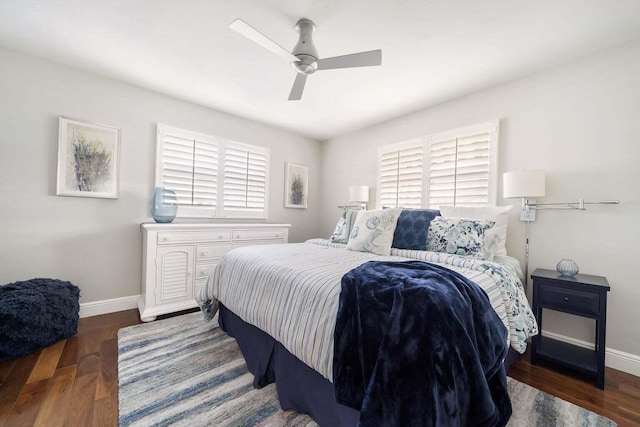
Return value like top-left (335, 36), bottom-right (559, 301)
top-left (197, 238), bottom-right (538, 382)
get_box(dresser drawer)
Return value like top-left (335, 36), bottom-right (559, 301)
top-left (538, 284), bottom-right (600, 316)
top-left (232, 228), bottom-right (286, 241)
top-left (158, 231), bottom-right (232, 245)
top-left (196, 245), bottom-right (230, 260)
top-left (195, 262), bottom-right (218, 279)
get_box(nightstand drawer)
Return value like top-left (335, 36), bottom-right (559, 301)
top-left (538, 284), bottom-right (600, 316)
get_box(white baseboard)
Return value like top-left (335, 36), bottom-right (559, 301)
top-left (542, 330), bottom-right (640, 378)
top-left (79, 295), bottom-right (140, 318)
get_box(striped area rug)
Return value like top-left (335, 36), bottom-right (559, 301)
top-left (117, 312), bottom-right (616, 427)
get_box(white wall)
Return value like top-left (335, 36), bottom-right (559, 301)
top-left (320, 40), bottom-right (640, 361)
top-left (0, 47), bottom-right (321, 304)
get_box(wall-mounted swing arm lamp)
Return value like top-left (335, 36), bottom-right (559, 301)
top-left (503, 170), bottom-right (619, 289)
top-left (504, 170), bottom-right (620, 212)
top-left (338, 185), bottom-right (369, 210)
top-left (522, 199), bottom-right (620, 211)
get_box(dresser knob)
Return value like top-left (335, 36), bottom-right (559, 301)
top-left (563, 296), bottom-right (569, 302)
top-left (202, 251), bottom-right (208, 257)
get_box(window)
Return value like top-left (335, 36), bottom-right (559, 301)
top-left (156, 124), bottom-right (270, 219)
top-left (377, 120), bottom-right (499, 209)
top-left (222, 142), bottom-right (268, 214)
top-left (378, 140), bottom-right (424, 209)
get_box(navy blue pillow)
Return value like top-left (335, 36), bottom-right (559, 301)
top-left (392, 209), bottom-right (441, 250)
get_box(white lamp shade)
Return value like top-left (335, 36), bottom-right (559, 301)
top-left (349, 185), bottom-right (369, 203)
top-left (503, 170), bottom-right (546, 198)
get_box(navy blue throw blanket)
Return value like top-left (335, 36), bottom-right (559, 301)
top-left (333, 261), bottom-right (511, 427)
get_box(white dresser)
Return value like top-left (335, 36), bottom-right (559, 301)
top-left (139, 223), bottom-right (290, 321)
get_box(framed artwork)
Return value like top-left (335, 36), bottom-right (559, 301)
top-left (56, 117), bottom-right (120, 198)
top-left (284, 162), bottom-right (308, 209)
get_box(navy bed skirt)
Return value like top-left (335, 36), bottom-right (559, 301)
top-left (218, 303), bottom-right (519, 427)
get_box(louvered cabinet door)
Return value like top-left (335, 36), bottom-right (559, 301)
top-left (155, 246), bottom-right (194, 306)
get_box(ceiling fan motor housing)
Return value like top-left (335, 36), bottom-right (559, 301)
top-left (292, 19), bottom-right (319, 75)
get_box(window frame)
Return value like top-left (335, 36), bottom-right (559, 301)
top-left (155, 124), bottom-right (270, 219)
top-left (376, 120), bottom-right (499, 209)
top-left (377, 138), bottom-right (426, 209)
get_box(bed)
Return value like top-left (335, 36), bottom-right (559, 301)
top-left (197, 208), bottom-right (538, 426)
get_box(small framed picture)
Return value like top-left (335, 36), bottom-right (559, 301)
top-left (56, 117), bottom-right (120, 199)
top-left (284, 162), bottom-right (308, 209)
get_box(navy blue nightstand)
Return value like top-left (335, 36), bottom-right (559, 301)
top-left (531, 268), bottom-right (610, 389)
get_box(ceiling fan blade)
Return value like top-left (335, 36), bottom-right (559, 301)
top-left (230, 19), bottom-right (299, 63)
top-left (317, 49), bottom-right (382, 70)
top-left (288, 73), bottom-right (307, 101)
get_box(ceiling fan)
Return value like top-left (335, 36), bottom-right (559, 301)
top-left (229, 18), bottom-right (382, 101)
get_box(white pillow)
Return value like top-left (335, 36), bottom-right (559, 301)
top-left (346, 208), bottom-right (403, 256)
top-left (438, 205), bottom-right (513, 258)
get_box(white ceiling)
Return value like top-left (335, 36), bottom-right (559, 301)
top-left (2, 0), bottom-right (640, 141)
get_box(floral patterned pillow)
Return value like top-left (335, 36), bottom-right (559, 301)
top-left (346, 208), bottom-right (403, 256)
top-left (426, 217), bottom-right (496, 259)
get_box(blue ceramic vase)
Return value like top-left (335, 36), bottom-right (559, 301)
top-left (151, 187), bottom-right (178, 223)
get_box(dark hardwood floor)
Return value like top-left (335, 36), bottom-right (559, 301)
top-left (1, 309), bottom-right (639, 426)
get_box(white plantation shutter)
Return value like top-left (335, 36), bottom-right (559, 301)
top-left (156, 124), bottom-right (269, 218)
top-left (222, 142), bottom-right (269, 217)
top-left (377, 120), bottom-right (498, 209)
top-left (158, 127), bottom-right (218, 210)
top-left (428, 131), bottom-right (491, 208)
top-left (378, 142), bottom-right (424, 208)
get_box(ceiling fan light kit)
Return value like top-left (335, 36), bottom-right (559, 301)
top-left (230, 18), bottom-right (382, 101)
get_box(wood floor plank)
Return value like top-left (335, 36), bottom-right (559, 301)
top-left (78, 329), bottom-right (102, 358)
top-left (618, 406), bottom-right (640, 427)
top-left (0, 351), bottom-right (39, 405)
top-left (4, 378), bottom-right (49, 427)
top-left (92, 393), bottom-right (117, 427)
top-left (76, 353), bottom-right (101, 378)
top-left (32, 365), bottom-right (76, 427)
top-left (95, 338), bottom-right (117, 400)
top-left (77, 315), bottom-right (104, 334)
top-left (0, 359), bottom-right (18, 426)
top-left (75, 329), bottom-right (103, 378)
top-left (0, 359), bottom-right (16, 384)
top-left (65, 372), bottom-right (97, 427)
top-left (56, 335), bottom-right (79, 369)
top-left (26, 340), bottom-right (66, 384)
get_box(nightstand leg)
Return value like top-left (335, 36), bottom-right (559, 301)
top-left (531, 307), bottom-right (542, 365)
top-left (596, 319), bottom-right (606, 389)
